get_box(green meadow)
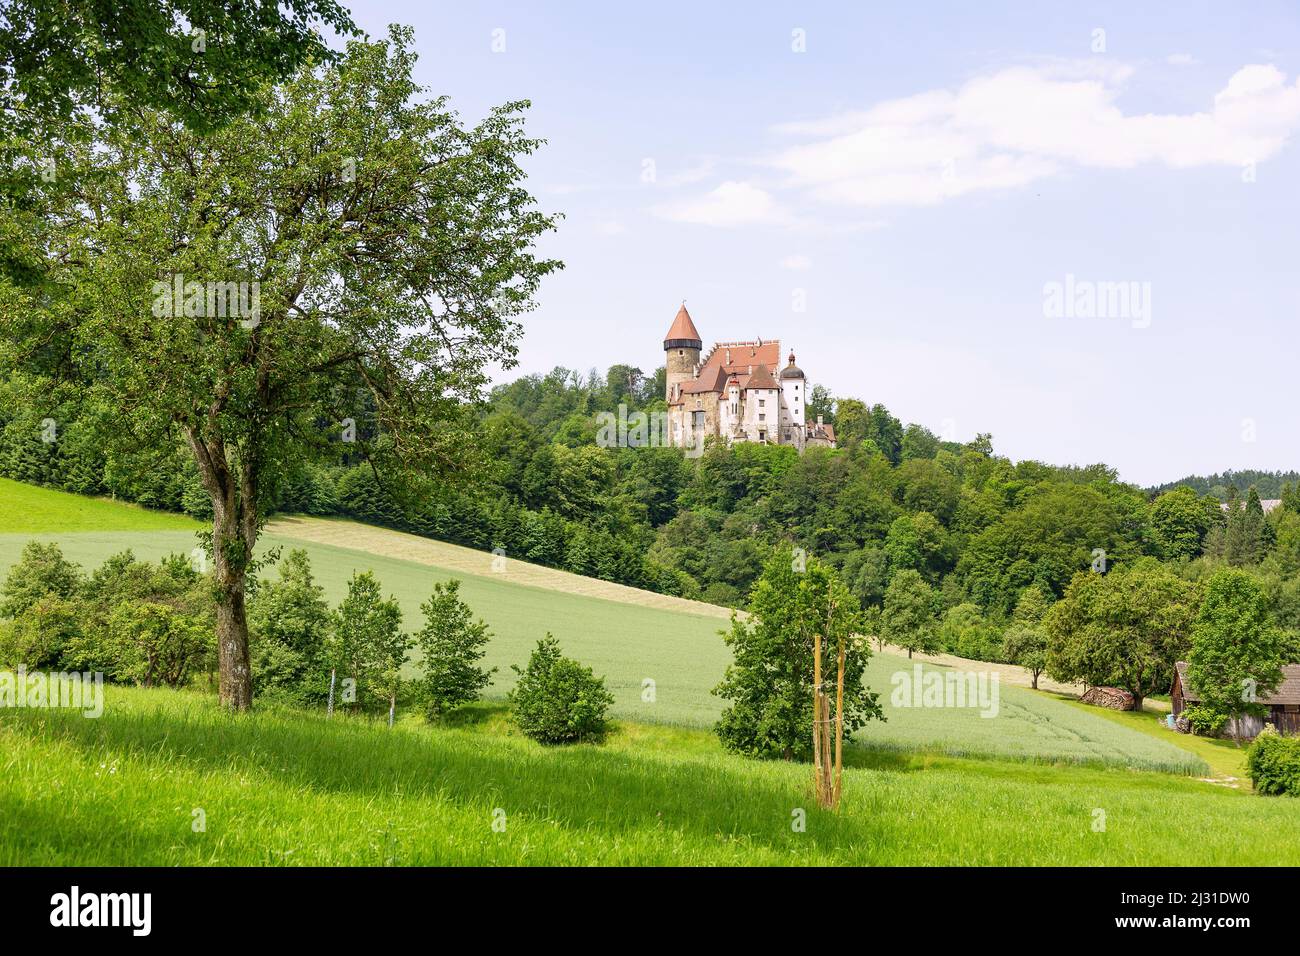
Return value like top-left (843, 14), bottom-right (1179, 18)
top-left (0, 685), bottom-right (1289, 867)
top-left (10, 480), bottom-right (1288, 867)
top-left (0, 480), bottom-right (1205, 771)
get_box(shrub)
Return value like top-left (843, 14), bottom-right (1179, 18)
top-left (509, 636), bottom-right (613, 744)
top-left (1246, 728), bottom-right (1300, 796)
top-left (0, 541), bottom-right (81, 618)
top-left (62, 551), bottom-right (213, 681)
top-left (1181, 703), bottom-right (1230, 737)
top-left (0, 595), bottom-right (80, 668)
top-left (102, 601), bottom-right (212, 687)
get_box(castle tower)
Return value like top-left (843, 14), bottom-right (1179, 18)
top-left (663, 303), bottom-right (702, 402)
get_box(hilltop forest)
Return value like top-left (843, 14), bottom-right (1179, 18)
top-left (4, 361), bottom-right (1300, 666)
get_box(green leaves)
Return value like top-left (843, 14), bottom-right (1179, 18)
top-left (417, 579), bottom-right (495, 719)
top-left (1044, 559), bottom-right (1200, 704)
top-left (714, 549), bottom-right (882, 761)
top-left (509, 635), bottom-right (612, 744)
top-left (1188, 568), bottom-right (1284, 721)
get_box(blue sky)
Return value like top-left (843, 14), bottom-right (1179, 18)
top-left (348, 1), bottom-right (1300, 487)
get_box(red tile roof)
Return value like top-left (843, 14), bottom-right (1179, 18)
top-left (699, 340), bottom-right (782, 379)
top-left (741, 363), bottom-right (779, 390)
top-left (663, 304), bottom-right (702, 345)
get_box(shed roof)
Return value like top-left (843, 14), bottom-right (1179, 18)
top-left (1175, 660), bottom-right (1300, 706)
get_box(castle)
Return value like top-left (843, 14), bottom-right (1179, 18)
top-left (663, 304), bottom-right (836, 452)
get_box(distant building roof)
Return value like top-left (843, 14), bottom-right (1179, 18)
top-left (699, 340), bottom-right (782, 379)
top-left (1175, 660), bottom-right (1300, 706)
top-left (1220, 499), bottom-right (1282, 513)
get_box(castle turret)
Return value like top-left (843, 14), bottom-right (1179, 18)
top-left (663, 303), bottom-right (702, 402)
top-left (780, 350), bottom-right (806, 431)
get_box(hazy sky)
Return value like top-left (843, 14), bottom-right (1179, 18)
top-left (347, 1), bottom-right (1300, 487)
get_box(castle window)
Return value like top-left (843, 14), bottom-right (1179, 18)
top-left (759, 414), bottom-right (766, 422)
top-left (758, 399), bottom-right (765, 408)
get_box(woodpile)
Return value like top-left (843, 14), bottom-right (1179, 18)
top-left (1080, 686), bottom-right (1136, 711)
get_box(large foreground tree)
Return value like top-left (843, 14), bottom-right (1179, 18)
top-left (0, 0), bottom-right (358, 134)
top-left (0, 27), bottom-right (560, 709)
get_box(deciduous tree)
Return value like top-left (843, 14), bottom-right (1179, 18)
top-left (0, 29), bottom-right (560, 709)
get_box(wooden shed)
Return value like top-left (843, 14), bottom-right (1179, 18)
top-left (1172, 661), bottom-right (1300, 739)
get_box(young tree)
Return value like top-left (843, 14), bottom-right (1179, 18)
top-left (1188, 568), bottom-right (1285, 740)
top-left (882, 568), bottom-right (939, 658)
top-left (1044, 559), bottom-right (1200, 709)
top-left (1, 29), bottom-right (560, 709)
top-left (416, 579), bottom-right (495, 719)
top-left (248, 549), bottom-right (331, 702)
top-left (1001, 585), bottom-right (1052, 689)
top-left (714, 549), bottom-right (882, 761)
top-left (330, 572), bottom-right (409, 713)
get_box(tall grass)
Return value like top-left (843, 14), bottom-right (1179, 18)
top-left (1, 686), bottom-right (1294, 866)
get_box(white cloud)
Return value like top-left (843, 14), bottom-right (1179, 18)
top-left (780, 254), bottom-right (812, 271)
top-left (652, 181), bottom-right (782, 227)
top-left (1166, 53), bottom-right (1200, 66)
top-left (767, 62), bottom-right (1300, 208)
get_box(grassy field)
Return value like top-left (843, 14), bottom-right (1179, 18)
top-left (0, 685), bottom-right (1289, 866)
top-left (1056, 695), bottom-right (1251, 783)
top-left (0, 477), bottom-right (203, 533)
top-left (0, 480), bottom-right (1207, 771)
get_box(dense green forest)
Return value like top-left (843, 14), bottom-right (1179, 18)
top-left (1150, 469), bottom-right (1300, 500)
top-left (5, 362), bottom-right (1300, 669)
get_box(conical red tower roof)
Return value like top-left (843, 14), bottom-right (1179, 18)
top-left (663, 303), bottom-right (702, 350)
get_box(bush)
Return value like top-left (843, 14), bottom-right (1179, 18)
top-left (0, 595), bottom-right (80, 668)
top-left (102, 601), bottom-right (212, 687)
top-left (1181, 703), bottom-right (1230, 737)
top-left (0, 541), bottom-right (81, 618)
top-left (509, 636), bottom-right (613, 744)
top-left (1246, 728), bottom-right (1300, 796)
top-left (62, 551), bottom-right (214, 682)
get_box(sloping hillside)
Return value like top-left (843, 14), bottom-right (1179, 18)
top-left (0, 479), bottom-right (1203, 770)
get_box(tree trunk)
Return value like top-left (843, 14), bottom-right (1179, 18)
top-left (212, 504), bottom-right (254, 711)
top-left (185, 426), bottom-right (256, 712)
top-left (1031, 670), bottom-right (1039, 690)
